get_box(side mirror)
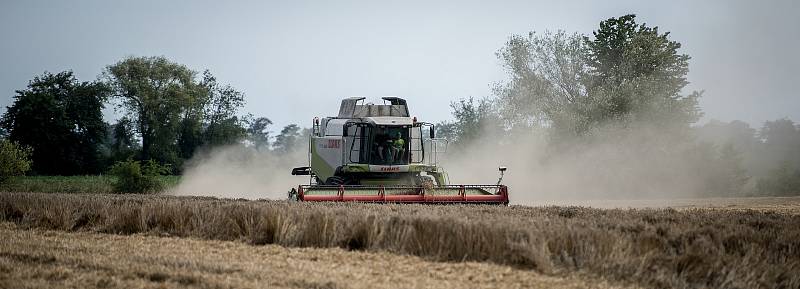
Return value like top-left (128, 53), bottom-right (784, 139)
top-left (430, 125), bottom-right (435, 138)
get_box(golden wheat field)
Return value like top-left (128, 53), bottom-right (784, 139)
top-left (1, 193), bottom-right (799, 289)
top-left (0, 223), bottom-right (634, 289)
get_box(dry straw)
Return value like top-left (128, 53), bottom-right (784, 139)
top-left (1, 192), bottom-right (798, 289)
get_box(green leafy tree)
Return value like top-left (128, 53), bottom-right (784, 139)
top-left (495, 30), bottom-right (589, 137)
top-left (437, 97), bottom-right (503, 148)
top-left (112, 118), bottom-right (138, 151)
top-left (103, 117), bottom-right (140, 164)
top-left (177, 116), bottom-right (204, 160)
top-left (246, 116), bottom-right (273, 151)
top-left (756, 161), bottom-right (800, 196)
top-left (695, 120), bottom-right (763, 177)
top-left (696, 120), bottom-right (759, 153)
top-left (273, 124), bottom-right (302, 153)
top-left (759, 118), bottom-right (800, 167)
top-left (495, 15), bottom-right (702, 140)
top-left (701, 143), bottom-right (750, 196)
top-left (1, 71), bottom-right (109, 174)
top-left (584, 14), bottom-right (702, 128)
top-left (751, 119), bottom-right (800, 196)
top-left (105, 56), bottom-right (200, 166)
top-left (200, 71), bottom-right (246, 146)
top-left (106, 59), bottom-right (248, 166)
top-left (0, 140), bottom-right (32, 183)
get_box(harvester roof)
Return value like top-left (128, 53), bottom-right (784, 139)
top-left (338, 97), bottom-right (410, 118)
top-left (363, 117), bottom-right (413, 126)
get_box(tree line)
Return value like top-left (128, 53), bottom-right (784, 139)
top-left (436, 14), bottom-right (799, 197)
top-left (0, 56), bottom-right (305, 175)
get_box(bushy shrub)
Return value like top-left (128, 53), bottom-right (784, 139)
top-left (0, 140), bottom-right (32, 184)
top-left (109, 159), bottom-right (170, 193)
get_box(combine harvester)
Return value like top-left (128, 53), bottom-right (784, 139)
top-left (289, 97), bottom-right (509, 205)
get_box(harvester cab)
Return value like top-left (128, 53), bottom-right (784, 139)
top-left (290, 97), bottom-right (509, 205)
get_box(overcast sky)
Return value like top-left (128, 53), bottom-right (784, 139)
top-left (1, 0), bottom-right (798, 130)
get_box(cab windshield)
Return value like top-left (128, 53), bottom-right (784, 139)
top-left (370, 126), bottom-right (409, 165)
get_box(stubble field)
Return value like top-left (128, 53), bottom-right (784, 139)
top-left (0, 222), bottom-right (632, 289)
top-left (1, 192), bottom-right (799, 289)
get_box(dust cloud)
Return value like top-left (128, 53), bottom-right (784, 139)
top-left (173, 123), bottom-right (714, 205)
top-left (172, 125), bottom-right (706, 204)
top-left (169, 145), bottom-right (309, 200)
top-left (441, 122), bottom-right (709, 206)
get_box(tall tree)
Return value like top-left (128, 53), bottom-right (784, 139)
top-left (273, 124), bottom-right (302, 153)
top-left (696, 120), bottom-right (759, 151)
top-left (436, 97), bottom-right (503, 148)
top-left (759, 118), bottom-right (800, 170)
top-left (106, 117), bottom-right (139, 163)
top-left (584, 14), bottom-right (701, 127)
top-left (246, 116), bottom-right (273, 151)
top-left (495, 15), bottom-right (702, 140)
top-left (495, 30), bottom-right (589, 136)
top-left (695, 119), bottom-right (763, 176)
top-left (199, 70), bottom-right (246, 146)
top-left (699, 143), bottom-right (750, 196)
top-left (1, 71), bottom-right (109, 174)
top-left (105, 56), bottom-right (200, 165)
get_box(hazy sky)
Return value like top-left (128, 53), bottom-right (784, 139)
top-left (1, 0), bottom-right (798, 130)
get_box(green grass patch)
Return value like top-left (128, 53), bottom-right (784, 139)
top-left (0, 175), bottom-right (180, 194)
